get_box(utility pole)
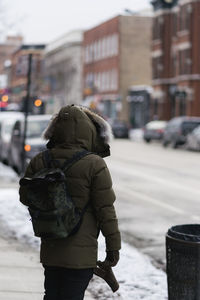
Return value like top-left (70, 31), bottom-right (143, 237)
top-left (21, 53), bottom-right (32, 174)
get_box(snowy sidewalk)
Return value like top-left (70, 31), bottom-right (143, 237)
top-left (0, 235), bottom-right (94, 300)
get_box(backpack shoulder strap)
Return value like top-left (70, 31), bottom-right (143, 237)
top-left (42, 150), bottom-right (52, 168)
top-left (62, 150), bottom-right (92, 173)
top-left (42, 150), bottom-right (61, 168)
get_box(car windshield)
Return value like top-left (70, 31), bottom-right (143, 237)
top-left (182, 121), bottom-right (200, 133)
top-left (113, 121), bottom-right (127, 128)
top-left (27, 120), bottom-right (49, 138)
top-left (4, 123), bottom-right (13, 135)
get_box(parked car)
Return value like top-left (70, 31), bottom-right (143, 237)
top-left (162, 116), bottom-right (200, 148)
top-left (0, 112), bottom-right (23, 164)
top-left (143, 120), bottom-right (167, 143)
top-left (9, 114), bottom-right (51, 174)
top-left (186, 125), bottom-right (200, 151)
top-left (111, 120), bottom-right (129, 138)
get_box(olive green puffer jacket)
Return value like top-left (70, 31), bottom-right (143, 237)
top-left (19, 105), bottom-right (121, 269)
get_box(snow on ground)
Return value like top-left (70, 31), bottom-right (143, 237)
top-left (0, 162), bottom-right (18, 182)
top-left (0, 163), bottom-right (167, 299)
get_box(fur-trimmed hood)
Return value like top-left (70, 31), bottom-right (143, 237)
top-left (43, 105), bottom-right (113, 157)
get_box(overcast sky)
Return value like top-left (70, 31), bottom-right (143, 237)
top-left (5, 0), bottom-right (151, 44)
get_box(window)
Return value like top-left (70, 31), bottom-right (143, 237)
top-left (102, 38), bottom-right (106, 58)
top-left (110, 34), bottom-right (118, 56)
top-left (88, 45), bottom-right (94, 62)
top-left (107, 36), bottom-right (112, 57)
top-left (179, 49), bottom-right (192, 75)
top-left (96, 72), bottom-right (100, 90)
top-left (179, 4), bottom-right (192, 32)
top-left (107, 70), bottom-right (111, 90)
top-left (102, 72), bottom-right (106, 91)
top-left (99, 73), bottom-right (102, 91)
top-left (171, 53), bottom-right (177, 77)
top-left (105, 71), bottom-right (109, 91)
top-left (104, 36), bottom-right (109, 58)
top-left (113, 34), bottom-right (119, 55)
top-left (153, 56), bottom-right (163, 79)
top-left (172, 13), bottom-right (178, 37)
top-left (153, 16), bottom-right (164, 41)
top-left (110, 69), bottom-right (118, 90)
top-left (97, 40), bottom-right (101, 60)
top-left (89, 73), bottom-right (94, 87)
top-left (93, 42), bottom-right (97, 61)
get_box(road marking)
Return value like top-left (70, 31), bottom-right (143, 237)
top-left (116, 185), bottom-right (185, 214)
top-left (115, 184), bottom-right (200, 221)
top-left (109, 162), bottom-right (200, 198)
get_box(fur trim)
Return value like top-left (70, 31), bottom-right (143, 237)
top-left (81, 107), bottom-right (113, 143)
top-left (42, 105), bottom-right (113, 144)
top-left (42, 113), bottom-right (58, 140)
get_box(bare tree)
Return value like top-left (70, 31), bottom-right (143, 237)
top-left (0, 0), bottom-right (23, 41)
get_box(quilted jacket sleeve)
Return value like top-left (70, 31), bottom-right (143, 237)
top-left (90, 157), bottom-right (121, 251)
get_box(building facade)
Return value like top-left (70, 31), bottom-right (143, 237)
top-left (44, 30), bottom-right (83, 114)
top-left (83, 15), bottom-right (152, 125)
top-left (9, 44), bottom-right (45, 107)
top-left (0, 35), bottom-right (23, 95)
top-left (151, 0), bottom-right (200, 120)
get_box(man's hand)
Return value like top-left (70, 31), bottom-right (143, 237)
top-left (97, 250), bottom-right (119, 268)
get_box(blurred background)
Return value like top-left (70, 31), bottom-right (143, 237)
top-left (1, 0), bottom-right (200, 299)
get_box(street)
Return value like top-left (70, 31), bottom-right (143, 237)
top-left (1, 138), bottom-right (200, 269)
top-left (1, 138), bottom-right (200, 270)
top-left (4, 138), bottom-right (200, 298)
top-left (107, 139), bottom-right (200, 268)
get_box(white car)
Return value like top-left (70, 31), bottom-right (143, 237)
top-left (9, 114), bottom-right (52, 174)
top-left (0, 112), bottom-right (24, 164)
top-left (186, 125), bottom-right (200, 151)
top-left (143, 120), bottom-right (167, 143)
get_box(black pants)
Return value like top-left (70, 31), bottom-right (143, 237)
top-left (43, 266), bottom-right (93, 300)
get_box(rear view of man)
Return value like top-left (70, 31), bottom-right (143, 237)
top-left (19, 105), bottom-right (121, 299)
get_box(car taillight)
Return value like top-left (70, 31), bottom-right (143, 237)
top-left (156, 129), bottom-right (164, 133)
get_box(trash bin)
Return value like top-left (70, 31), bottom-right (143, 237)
top-left (166, 224), bottom-right (200, 300)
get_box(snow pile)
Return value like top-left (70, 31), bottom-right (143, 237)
top-left (0, 162), bottom-right (18, 182)
top-left (89, 234), bottom-right (167, 300)
top-left (0, 188), bottom-right (40, 248)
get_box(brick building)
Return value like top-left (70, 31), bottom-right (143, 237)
top-left (151, 0), bottom-right (200, 120)
top-left (0, 36), bottom-right (23, 90)
top-left (10, 44), bottom-right (45, 105)
top-left (0, 36), bottom-right (23, 73)
top-left (83, 15), bottom-right (152, 124)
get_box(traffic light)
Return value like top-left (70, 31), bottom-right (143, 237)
top-left (34, 99), bottom-right (42, 107)
top-left (20, 97), bottom-right (45, 114)
top-left (33, 98), bottom-right (44, 114)
top-left (1, 95), bottom-right (8, 102)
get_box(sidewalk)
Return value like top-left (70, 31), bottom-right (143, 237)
top-left (0, 236), bottom-right (94, 300)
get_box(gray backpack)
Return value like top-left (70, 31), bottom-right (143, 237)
top-left (19, 150), bottom-right (91, 239)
